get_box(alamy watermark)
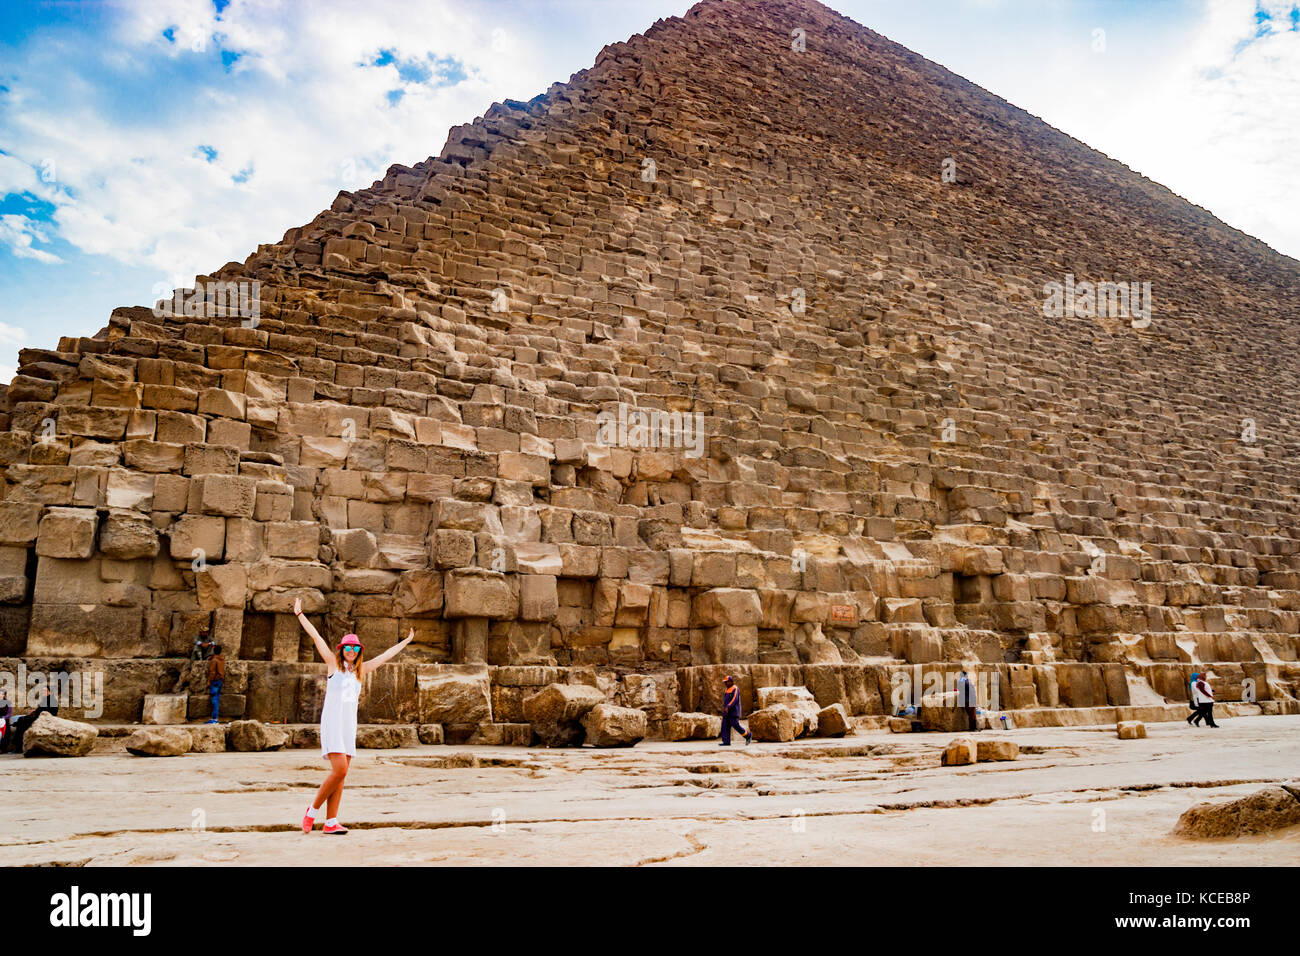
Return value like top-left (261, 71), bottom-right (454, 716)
top-left (152, 279), bottom-right (261, 327)
top-left (1, 664), bottom-right (103, 718)
top-left (596, 403), bottom-right (705, 458)
top-left (1042, 274), bottom-right (1151, 329)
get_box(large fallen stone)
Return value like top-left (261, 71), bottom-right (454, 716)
top-left (667, 712), bottom-right (722, 741)
top-left (226, 719), bottom-right (289, 752)
top-left (524, 682), bottom-right (604, 747)
top-left (581, 704), bottom-right (646, 747)
top-left (1116, 720), bottom-right (1147, 739)
top-left (23, 713), bottom-right (98, 757)
top-left (126, 726), bottom-right (193, 757)
top-left (941, 738), bottom-right (978, 766)
top-left (975, 739), bottom-right (1018, 761)
top-left (756, 685), bottom-right (819, 736)
top-left (1172, 786), bottom-right (1300, 839)
top-left (816, 703), bottom-right (851, 737)
top-left (749, 704), bottom-right (797, 742)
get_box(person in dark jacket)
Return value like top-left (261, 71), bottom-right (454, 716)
top-left (719, 675), bottom-right (753, 746)
top-left (956, 670), bottom-right (980, 731)
top-left (5, 684), bottom-right (59, 753)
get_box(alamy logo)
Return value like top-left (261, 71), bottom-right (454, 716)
top-left (1042, 274), bottom-right (1151, 328)
top-left (50, 886), bottom-right (151, 936)
top-left (0, 665), bottom-right (103, 717)
top-left (152, 279), bottom-right (261, 326)
top-left (596, 403), bottom-right (705, 458)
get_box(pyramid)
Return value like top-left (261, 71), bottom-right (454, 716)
top-left (4, 0), bottom-right (1298, 737)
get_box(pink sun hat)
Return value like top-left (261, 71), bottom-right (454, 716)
top-left (335, 633), bottom-right (364, 651)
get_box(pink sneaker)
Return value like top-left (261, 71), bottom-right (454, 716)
top-left (301, 811), bottom-right (316, 834)
top-left (322, 822), bottom-right (349, 835)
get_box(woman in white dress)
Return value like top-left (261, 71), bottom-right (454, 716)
top-left (293, 596), bottom-right (414, 835)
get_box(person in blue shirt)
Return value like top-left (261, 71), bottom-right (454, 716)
top-left (719, 675), bottom-right (754, 746)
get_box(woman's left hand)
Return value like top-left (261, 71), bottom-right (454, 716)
top-left (406, 628), bottom-right (415, 643)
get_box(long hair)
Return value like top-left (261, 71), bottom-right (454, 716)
top-left (333, 640), bottom-right (366, 700)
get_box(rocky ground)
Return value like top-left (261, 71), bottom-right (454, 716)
top-left (3, 714), bottom-right (1297, 866)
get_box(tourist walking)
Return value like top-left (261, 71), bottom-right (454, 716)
top-left (957, 669), bottom-right (980, 731)
top-left (206, 644), bottom-right (226, 724)
top-left (294, 597), bottom-right (415, 834)
top-left (719, 675), bottom-right (753, 746)
top-left (1190, 672), bottom-right (1219, 728)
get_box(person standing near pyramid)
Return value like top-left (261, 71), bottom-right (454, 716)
top-left (293, 596), bottom-right (416, 834)
top-left (719, 675), bottom-right (754, 746)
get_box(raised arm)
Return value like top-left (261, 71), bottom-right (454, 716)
top-left (362, 628), bottom-right (415, 676)
top-left (293, 597), bottom-right (336, 674)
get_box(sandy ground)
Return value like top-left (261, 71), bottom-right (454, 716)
top-left (2, 715), bottom-right (1297, 866)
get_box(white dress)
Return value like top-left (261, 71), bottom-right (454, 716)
top-left (320, 667), bottom-right (361, 759)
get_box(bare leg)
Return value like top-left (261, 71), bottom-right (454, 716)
top-left (325, 754), bottom-right (351, 818)
top-left (313, 753), bottom-right (350, 811)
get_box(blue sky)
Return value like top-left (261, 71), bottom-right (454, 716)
top-left (1, 0), bottom-right (1297, 379)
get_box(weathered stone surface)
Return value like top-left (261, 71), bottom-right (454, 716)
top-left (416, 667), bottom-right (492, 726)
top-left (581, 703), bottom-right (647, 747)
top-left (524, 682), bottom-right (603, 747)
top-left (22, 713), bottom-right (98, 757)
top-left (356, 725), bottom-right (419, 748)
top-left (1116, 720), bottom-right (1147, 739)
top-left (749, 704), bottom-right (797, 742)
top-left (667, 711), bottom-right (722, 741)
top-left (36, 508), bottom-right (96, 558)
top-left (975, 739), bottom-right (1018, 761)
top-left (816, 703), bottom-right (851, 737)
top-left (141, 694), bottom-right (187, 725)
top-left (226, 719), bottom-right (289, 752)
top-left (126, 726), bottom-right (193, 756)
top-left (1172, 786), bottom-right (1300, 839)
top-left (942, 738), bottom-right (978, 766)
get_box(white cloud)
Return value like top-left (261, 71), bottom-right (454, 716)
top-left (0, 0), bottom-right (574, 298)
top-left (0, 214), bottom-right (62, 264)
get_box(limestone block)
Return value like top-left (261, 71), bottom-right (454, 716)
top-left (1116, 720), bottom-right (1147, 739)
top-left (226, 720), bottom-right (289, 751)
top-left (749, 704), bottom-right (797, 742)
top-left (444, 568), bottom-right (515, 618)
top-left (581, 703), bottom-right (646, 747)
top-left (169, 515), bottom-right (225, 561)
top-left (975, 739), bottom-right (1019, 761)
top-left (126, 726), bottom-right (193, 756)
top-left (100, 510), bottom-right (159, 559)
top-left (667, 712), bottom-right (722, 740)
top-left (35, 507), bottom-right (96, 558)
top-left (416, 667), bottom-right (492, 725)
top-left (22, 713), bottom-right (98, 757)
top-left (198, 474), bottom-right (257, 517)
top-left (942, 738), bottom-right (978, 766)
top-left (816, 703), bottom-right (851, 737)
top-left (142, 694), bottom-right (187, 725)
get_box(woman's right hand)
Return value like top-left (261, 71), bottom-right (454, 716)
top-left (293, 597), bottom-right (302, 616)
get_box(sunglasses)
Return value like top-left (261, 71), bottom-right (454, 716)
top-left (341, 645), bottom-right (361, 653)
